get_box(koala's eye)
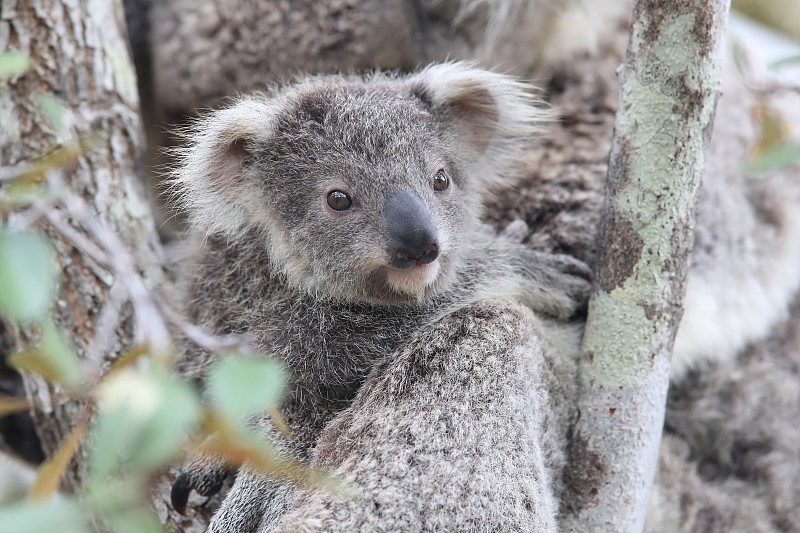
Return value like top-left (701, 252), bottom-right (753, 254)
top-left (326, 190), bottom-right (353, 211)
top-left (433, 169), bottom-right (449, 192)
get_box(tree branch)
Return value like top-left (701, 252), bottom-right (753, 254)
top-left (561, 1), bottom-right (730, 531)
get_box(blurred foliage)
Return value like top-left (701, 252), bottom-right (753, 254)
top-left (733, 0), bottom-right (800, 41)
top-left (748, 103), bottom-right (800, 176)
top-left (0, 50), bottom-right (30, 79)
top-left (0, 49), bottom-right (294, 531)
top-left (769, 53), bottom-right (800, 70)
top-left (0, 231), bottom-right (56, 322)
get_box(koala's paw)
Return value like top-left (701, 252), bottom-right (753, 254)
top-left (527, 251), bottom-right (593, 320)
top-left (170, 453), bottom-right (231, 514)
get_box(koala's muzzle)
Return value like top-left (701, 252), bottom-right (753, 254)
top-left (384, 190), bottom-right (439, 269)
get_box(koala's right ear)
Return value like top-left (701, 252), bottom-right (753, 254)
top-left (169, 96), bottom-right (277, 237)
top-left (408, 62), bottom-right (552, 187)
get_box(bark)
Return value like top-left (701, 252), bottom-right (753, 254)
top-left (0, 1), bottom-right (202, 530)
top-left (1, 0), bottom-right (143, 484)
top-left (560, 1), bottom-right (730, 531)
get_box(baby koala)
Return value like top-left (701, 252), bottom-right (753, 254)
top-left (169, 63), bottom-right (590, 531)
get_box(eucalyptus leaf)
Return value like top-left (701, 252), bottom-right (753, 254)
top-left (207, 355), bottom-right (287, 419)
top-left (33, 93), bottom-right (68, 135)
top-left (91, 368), bottom-right (202, 479)
top-left (103, 508), bottom-right (165, 533)
top-left (0, 230), bottom-right (56, 322)
top-left (37, 320), bottom-right (82, 387)
top-left (748, 142), bottom-right (800, 175)
top-left (10, 320), bottom-right (82, 388)
top-left (85, 477), bottom-right (163, 533)
top-left (0, 498), bottom-right (89, 533)
top-left (769, 53), bottom-right (800, 70)
top-left (129, 370), bottom-right (202, 472)
top-left (0, 50), bottom-right (31, 80)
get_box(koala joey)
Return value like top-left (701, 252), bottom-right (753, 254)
top-left (168, 63), bottom-right (591, 530)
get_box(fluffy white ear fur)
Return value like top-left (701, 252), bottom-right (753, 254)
top-left (169, 96), bottom-right (279, 237)
top-left (409, 62), bottom-right (552, 188)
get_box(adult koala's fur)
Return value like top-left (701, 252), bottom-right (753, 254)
top-left (125, 0), bottom-right (624, 120)
top-left (169, 63), bottom-right (591, 532)
top-left (491, 14), bottom-right (800, 533)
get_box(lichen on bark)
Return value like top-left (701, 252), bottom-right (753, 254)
top-left (561, 1), bottom-right (731, 531)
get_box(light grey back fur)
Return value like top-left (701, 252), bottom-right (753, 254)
top-left (271, 302), bottom-right (563, 533)
top-left (670, 58), bottom-right (800, 378)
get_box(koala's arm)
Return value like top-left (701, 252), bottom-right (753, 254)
top-left (437, 228), bottom-right (592, 322)
top-left (267, 302), bottom-right (560, 533)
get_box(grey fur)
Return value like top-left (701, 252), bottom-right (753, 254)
top-left (122, 0), bottom-right (623, 236)
top-left (170, 63), bottom-right (592, 532)
top-left (243, 53), bottom-right (800, 533)
top-left (271, 302), bottom-right (565, 533)
top-left (146, 2), bottom-right (800, 531)
top-left (128, 0), bottom-right (623, 118)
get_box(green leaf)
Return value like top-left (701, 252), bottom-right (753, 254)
top-left (102, 508), bottom-right (165, 533)
top-left (84, 478), bottom-right (165, 533)
top-left (748, 142), bottom-right (800, 175)
top-left (129, 370), bottom-right (202, 471)
top-left (88, 398), bottom-right (130, 480)
top-left (207, 355), bottom-right (287, 419)
top-left (39, 320), bottom-right (82, 386)
top-left (0, 230), bottom-right (56, 322)
top-left (9, 321), bottom-right (82, 388)
top-left (0, 498), bottom-right (90, 533)
top-left (769, 53), bottom-right (800, 70)
top-left (0, 50), bottom-right (31, 80)
top-left (91, 368), bottom-right (202, 479)
top-left (84, 476), bottom-right (142, 511)
top-left (33, 93), bottom-right (68, 135)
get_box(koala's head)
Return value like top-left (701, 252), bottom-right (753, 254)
top-left (173, 63), bottom-right (548, 305)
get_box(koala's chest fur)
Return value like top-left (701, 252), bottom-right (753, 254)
top-left (186, 236), bottom-right (430, 405)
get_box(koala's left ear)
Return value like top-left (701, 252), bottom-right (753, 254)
top-left (408, 62), bottom-right (551, 184)
top-left (169, 95), bottom-right (279, 238)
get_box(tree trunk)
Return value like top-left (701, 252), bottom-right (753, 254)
top-left (0, 0), bottom-right (196, 526)
top-left (560, 1), bottom-right (730, 531)
top-left (1, 0), bottom-right (143, 485)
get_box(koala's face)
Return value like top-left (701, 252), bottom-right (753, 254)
top-left (177, 64), bottom-right (545, 305)
top-left (245, 84), bottom-right (481, 305)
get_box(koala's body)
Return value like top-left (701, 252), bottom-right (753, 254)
top-left (170, 63), bottom-right (590, 532)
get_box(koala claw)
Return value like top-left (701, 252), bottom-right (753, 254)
top-left (524, 251), bottom-right (593, 319)
top-left (170, 472), bottom-right (194, 515)
top-left (170, 454), bottom-right (230, 514)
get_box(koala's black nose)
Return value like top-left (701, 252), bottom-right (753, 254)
top-left (384, 189), bottom-right (440, 269)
